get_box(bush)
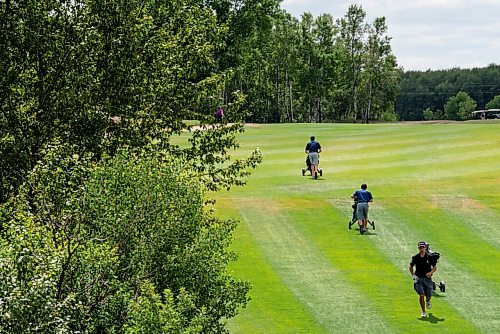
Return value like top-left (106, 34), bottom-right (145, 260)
top-left (0, 147), bottom-right (249, 333)
top-left (485, 95), bottom-right (500, 109)
top-left (380, 110), bottom-right (398, 122)
top-left (423, 108), bottom-right (434, 120)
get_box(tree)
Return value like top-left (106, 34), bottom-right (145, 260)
top-left (423, 108), bottom-right (434, 120)
top-left (0, 147), bottom-right (252, 333)
top-left (444, 91), bottom-right (477, 121)
top-left (360, 16), bottom-right (400, 123)
top-left (0, 1), bottom-right (262, 331)
top-left (338, 5), bottom-right (367, 121)
top-left (0, 0), bottom-right (259, 202)
top-left (485, 95), bottom-right (500, 109)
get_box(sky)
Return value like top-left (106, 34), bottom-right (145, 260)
top-left (280, 0), bottom-right (500, 71)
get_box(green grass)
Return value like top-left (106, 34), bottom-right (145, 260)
top-left (193, 122), bottom-right (500, 333)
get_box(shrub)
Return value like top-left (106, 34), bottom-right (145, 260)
top-left (0, 147), bottom-right (249, 333)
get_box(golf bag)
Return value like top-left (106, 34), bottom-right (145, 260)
top-left (426, 243), bottom-right (446, 293)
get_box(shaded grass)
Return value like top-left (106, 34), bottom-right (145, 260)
top-left (200, 122), bottom-right (500, 333)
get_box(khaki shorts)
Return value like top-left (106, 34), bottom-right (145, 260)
top-left (308, 152), bottom-right (319, 166)
top-left (356, 202), bottom-right (369, 220)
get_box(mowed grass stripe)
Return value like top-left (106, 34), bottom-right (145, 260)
top-left (218, 202), bottom-right (325, 333)
top-left (367, 198), bottom-right (499, 334)
top-left (426, 195), bottom-right (500, 250)
top-left (235, 198), bottom-right (395, 333)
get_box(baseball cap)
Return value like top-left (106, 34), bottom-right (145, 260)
top-left (418, 241), bottom-right (427, 248)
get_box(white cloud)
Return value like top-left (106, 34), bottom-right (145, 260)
top-left (280, 0), bottom-right (500, 70)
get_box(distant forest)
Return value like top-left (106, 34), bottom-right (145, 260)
top-left (396, 64), bottom-right (500, 121)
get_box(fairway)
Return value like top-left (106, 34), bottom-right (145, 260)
top-left (211, 122), bottom-right (500, 333)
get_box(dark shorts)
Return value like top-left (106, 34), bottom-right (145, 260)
top-left (414, 277), bottom-right (433, 298)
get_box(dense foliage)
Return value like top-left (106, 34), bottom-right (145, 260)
top-left (0, 148), bottom-right (249, 332)
top-left (224, 5), bottom-right (401, 123)
top-left (1, 0), bottom-right (262, 332)
top-left (1, 0), bottom-right (498, 330)
top-left (0, 0), bottom-right (261, 202)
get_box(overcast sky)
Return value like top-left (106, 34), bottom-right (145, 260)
top-left (280, 0), bottom-right (500, 71)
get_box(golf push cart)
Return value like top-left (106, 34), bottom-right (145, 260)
top-left (348, 201), bottom-right (375, 234)
top-left (301, 155), bottom-right (323, 178)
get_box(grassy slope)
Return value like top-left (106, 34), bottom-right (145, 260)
top-left (211, 122), bottom-right (499, 333)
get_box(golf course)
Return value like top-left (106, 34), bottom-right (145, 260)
top-left (209, 122), bottom-right (500, 333)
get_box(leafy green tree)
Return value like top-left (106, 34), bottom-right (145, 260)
top-left (310, 13), bottom-right (338, 123)
top-left (360, 16), bottom-right (400, 123)
top-left (0, 147), bottom-right (251, 333)
top-left (1, 0), bottom-right (258, 202)
top-left (298, 12), bottom-right (318, 122)
top-left (423, 108), bottom-right (435, 120)
top-left (485, 95), bottom-right (500, 109)
top-left (0, 1), bottom-right (262, 331)
top-left (338, 4), bottom-right (367, 121)
top-left (380, 110), bottom-right (398, 122)
top-left (444, 91), bottom-right (477, 120)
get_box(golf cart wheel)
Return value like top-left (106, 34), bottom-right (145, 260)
top-left (301, 168), bottom-right (305, 176)
top-left (319, 170), bottom-right (323, 176)
top-left (372, 221), bottom-right (375, 230)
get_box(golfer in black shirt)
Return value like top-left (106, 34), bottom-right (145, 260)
top-left (409, 241), bottom-right (437, 318)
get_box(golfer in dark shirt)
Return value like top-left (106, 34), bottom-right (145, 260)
top-left (351, 184), bottom-right (373, 233)
top-left (409, 241), bottom-right (437, 318)
top-left (305, 135), bottom-right (322, 179)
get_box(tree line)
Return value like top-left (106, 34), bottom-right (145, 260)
top-left (222, 4), bottom-right (500, 123)
top-left (224, 5), bottom-right (401, 123)
top-left (396, 64), bottom-right (500, 121)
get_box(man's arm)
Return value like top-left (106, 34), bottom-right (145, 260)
top-left (426, 265), bottom-right (437, 278)
top-left (409, 257), bottom-right (415, 276)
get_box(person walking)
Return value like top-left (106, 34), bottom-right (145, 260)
top-left (304, 135), bottom-right (322, 179)
top-left (351, 183), bottom-right (373, 234)
top-left (215, 106), bottom-right (224, 123)
top-left (409, 241), bottom-right (438, 318)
